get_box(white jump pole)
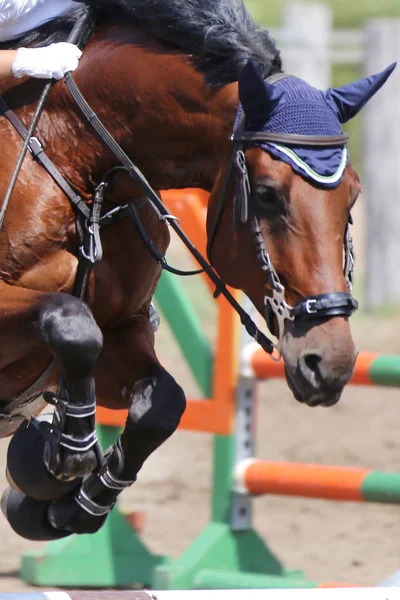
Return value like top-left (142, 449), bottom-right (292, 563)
top-left (1, 588), bottom-right (400, 600)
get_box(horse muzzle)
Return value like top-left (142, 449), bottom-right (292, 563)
top-left (281, 317), bottom-right (357, 407)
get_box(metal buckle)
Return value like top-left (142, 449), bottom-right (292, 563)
top-left (305, 299), bottom-right (318, 314)
top-left (28, 136), bottom-right (42, 156)
top-left (79, 244), bottom-right (98, 262)
top-left (159, 214), bottom-right (181, 226)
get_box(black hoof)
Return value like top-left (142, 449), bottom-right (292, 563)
top-left (7, 417), bottom-right (81, 501)
top-left (1, 487), bottom-right (70, 541)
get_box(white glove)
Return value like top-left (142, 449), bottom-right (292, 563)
top-left (12, 42), bottom-right (82, 80)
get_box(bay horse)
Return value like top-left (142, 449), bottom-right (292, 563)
top-left (0, 0), bottom-right (394, 540)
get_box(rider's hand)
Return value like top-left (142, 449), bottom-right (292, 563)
top-left (11, 42), bottom-right (82, 80)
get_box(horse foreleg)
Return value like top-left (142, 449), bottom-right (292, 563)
top-left (47, 315), bottom-right (186, 534)
top-left (0, 284), bottom-right (105, 540)
top-left (37, 293), bottom-right (103, 479)
top-left (0, 282), bottom-right (103, 482)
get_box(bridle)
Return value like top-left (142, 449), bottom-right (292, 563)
top-left (207, 73), bottom-right (358, 351)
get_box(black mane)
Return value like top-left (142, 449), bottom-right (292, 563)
top-left (1, 0), bottom-right (282, 88)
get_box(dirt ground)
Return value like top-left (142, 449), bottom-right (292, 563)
top-left (0, 310), bottom-right (399, 592)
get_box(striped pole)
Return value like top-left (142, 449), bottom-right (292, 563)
top-left (0, 589), bottom-right (399, 600)
top-left (235, 459), bottom-right (400, 503)
top-left (243, 345), bottom-right (400, 387)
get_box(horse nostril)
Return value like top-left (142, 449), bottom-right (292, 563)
top-left (299, 353), bottom-right (322, 389)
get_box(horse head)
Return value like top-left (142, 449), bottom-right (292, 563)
top-left (207, 60), bottom-right (395, 407)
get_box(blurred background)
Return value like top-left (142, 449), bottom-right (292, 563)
top-left (2, 1), bottom-right (400, 593)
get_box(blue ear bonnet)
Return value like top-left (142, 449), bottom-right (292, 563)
top-left (236, 62), bottom-right (396, 189)
top-left (246, 76), bottom-right (343, 137)
top-left (236, 77), bottom-right (346, 188)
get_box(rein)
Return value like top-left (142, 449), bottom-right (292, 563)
top-left (63, 72), bottom-right (275, 353)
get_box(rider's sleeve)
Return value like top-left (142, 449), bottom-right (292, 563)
top-left (0, 0), bottom-right (44, 26)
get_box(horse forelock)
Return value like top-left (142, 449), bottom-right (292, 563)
top-left (0, 0), bottom-right (281, 88)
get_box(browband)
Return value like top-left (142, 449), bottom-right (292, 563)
top-left (232, 131), bottom-right (349, 147)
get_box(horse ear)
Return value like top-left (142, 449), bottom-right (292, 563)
top-left (324, 62), bottom-right (396, 124)
top-left (238, 58), bottom-right (284, 123)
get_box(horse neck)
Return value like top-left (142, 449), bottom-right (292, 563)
top-left (41, 26), bottom-right (240, 194)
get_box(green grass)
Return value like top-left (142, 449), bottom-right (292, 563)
top-left (245, 0), bottom-right (400, 28)
top-left (325, 0), bottom-right (400, 27)
top-left (245, 0), bottom-right (281, 26)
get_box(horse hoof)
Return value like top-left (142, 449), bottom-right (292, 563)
top-left (1, 487), bottom-right (70, 541)
top-left (7, 417), bottom-right (81, 501)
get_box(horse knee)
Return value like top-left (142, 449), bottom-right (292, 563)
top-left (127, 369), bottom-right (186, 436)
top-left (38, 294), bottom-right (103, 371)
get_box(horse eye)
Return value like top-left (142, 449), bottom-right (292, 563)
top-left (254, 184), bottom-right (280, 204)
top-left (253, 184), bottom-right (286, 220)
